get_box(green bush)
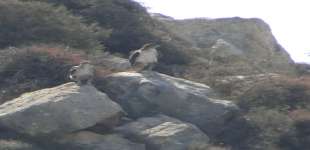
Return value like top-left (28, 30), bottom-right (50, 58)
top-left (83, 0), bottom-right (156, 53)
top-left (25, 0), bottom-right (156, 53)
top-left (24, 0), bottom-right (192, 66)
top-left (0, 0), bottom-right (108, 51)
top-left (245, 107), bottom-right (294, 150)
top-left (280, 120), bottom-right (310, 150)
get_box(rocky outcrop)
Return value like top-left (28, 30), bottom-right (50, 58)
top-left (157, 17), bottom-right (296, 75)
top-left (57, 131), bottom-right (145, 150)
top-left (0, 82), bottom-right (124, 136)
top-left (100, 71), bottom-right (241, 138)
top-left (0, 70), bottom-right (253, 148)
top-left (116, 115), bottom-right (209, 150)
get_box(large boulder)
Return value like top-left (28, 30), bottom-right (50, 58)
top-left (57, 131), bottom-right (145, 150)
top-left (116, 115), bottom-right (209, 150)
top-left (99, 71), bottom-right (241, 138)
top-left (0, 82), bottom-right (124, 136)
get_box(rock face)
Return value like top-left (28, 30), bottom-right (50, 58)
top-left (116, 115), bottom-right (209, 150)
top-left (100, 71), bottom-right (240, 137)
top-left (57, 131), bottom-right (145, 150)
top-left (0, 82), bottom-right (124, 136)
top-left (157, 17), bottom-right (296, 75)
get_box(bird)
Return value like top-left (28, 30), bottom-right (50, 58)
top-left (129, 43), bottom-right (160, 71)
top-left (69, 61), bottom-right (95, 85)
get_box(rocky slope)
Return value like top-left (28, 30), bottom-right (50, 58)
top-left (0, 72), bottom-right (250, 150)
top-left (153, 15), bottom-right (296, 78)
top-left (1, 1), bottom-right (309, 150)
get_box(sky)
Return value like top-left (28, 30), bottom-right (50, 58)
top-left (135, 0), bottom-right (310, 63)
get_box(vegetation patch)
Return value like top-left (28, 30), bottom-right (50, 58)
top-left (0, 45), bottom-right (79, 104)
top-left (0, 0), bottom-right (108, 51)
top-left (238, 76), bottom-right (310, 110)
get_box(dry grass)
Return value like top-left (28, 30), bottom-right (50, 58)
top-left (0, 44), bottom-right (132, 103)
top-left (289, 109), bottom-right (310, 122)
top-left (0, 45), bottom-right (98, 102)
top-left (238, 75), bottom-right (310, 110)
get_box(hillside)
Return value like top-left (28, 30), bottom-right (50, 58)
top-left (0, 0), bottom-right (310, 150)
top-left (154, 15), bottom-right (296, 75)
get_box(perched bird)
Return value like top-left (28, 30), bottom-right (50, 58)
top-left (69, 61), bottom-right (95, 85)
top-left (129, 43), bottom-right (160, 71)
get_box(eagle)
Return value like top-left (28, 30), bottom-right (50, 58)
top-left (69, 61), bottom-right (95, 85)
top-left (129, 43), bottom-right (160, 71)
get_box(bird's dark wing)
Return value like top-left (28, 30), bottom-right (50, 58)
top-left (69, 66), bottom-right (78, 79)
top-left (129, 51), bottom-right (140, 65)
top-left (69, 66), bottom-right (78, 74)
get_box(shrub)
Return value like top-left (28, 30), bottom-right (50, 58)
top-left (295, 63), bottom-right (310, 76)
top-left (24, 0), bottom-right (192, 66)
top-left (245, 107), bottom-right (294, 150)
top-left (0, 0), bottom-right (108, 51)
top-left (0, 45), bottom-right (76, 104)
top-left (24, 0), bottom-right (155, 53)
top-left (157, 41), bottom-right (192, 65)
top-left (238, 76), bottom-right (310, 110)
top-left (279, 109), bottom-right (310, 150)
